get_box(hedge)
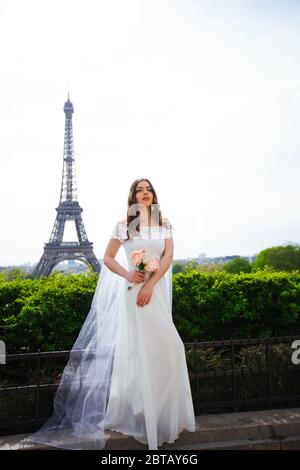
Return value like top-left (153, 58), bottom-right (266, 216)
top-left (0, 270), bottom-right (299, 352)
top-left (173, 270), bottom-right (300, 341)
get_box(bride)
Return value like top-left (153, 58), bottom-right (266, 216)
top-left (25, 178), bottom-right (196, 450)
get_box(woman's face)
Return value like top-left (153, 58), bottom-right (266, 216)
top-left (135, 180), bottom-right (154, 209)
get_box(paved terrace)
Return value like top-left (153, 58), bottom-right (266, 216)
top-left (1, 408), bottom-right (300, 450)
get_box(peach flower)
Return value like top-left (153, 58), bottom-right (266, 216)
top-left (144, 258), bottom-right (159, 272)
top-left (130, 249), bottom-right (145, 266)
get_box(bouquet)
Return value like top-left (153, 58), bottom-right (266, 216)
top-left (127, 249), bottom-right (160, 290)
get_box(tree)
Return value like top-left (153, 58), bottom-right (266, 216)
top-left (0, 267), bottom-right (29, 281)
top-left (172, 263), bottom-right (183, 274)
top-left (223, 257), bottom-right (252, 274)
top-left (253, 244), bottom-right (300, 272)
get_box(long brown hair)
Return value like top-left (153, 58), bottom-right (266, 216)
top-left (124, 178), bottom-right (163, 242)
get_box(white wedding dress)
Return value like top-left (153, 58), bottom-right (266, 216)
top-left (102, 221), bottom-right (196, 449)
top-left (25, 219), bottom-right (196, 451)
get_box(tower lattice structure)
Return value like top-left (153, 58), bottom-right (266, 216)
top-left (33, 95), bottom-right (101, 278)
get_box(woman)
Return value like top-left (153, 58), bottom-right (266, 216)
top-left (25, 178), bottom-right (196, 450)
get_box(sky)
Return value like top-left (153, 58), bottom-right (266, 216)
top-left (0, 0), bottom-right (300, 266)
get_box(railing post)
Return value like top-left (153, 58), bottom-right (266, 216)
top-left (230, 338), bottom-right (237, 412)
top-left (265, 336), bottom-right (273, 408)
top-left (193, 339), bottom-right (200, 415)
top-left (35, 349), bottom-right (41, 430)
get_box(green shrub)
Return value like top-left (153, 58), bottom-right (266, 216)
top-left (173, 270), bottom-right (300, 342)
top-left (1, 269), bottom-right (299, 352)
top-left (0, 272), bottom-right (98, 353)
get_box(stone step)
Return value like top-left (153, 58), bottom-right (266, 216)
top-left (1, 408), bottom-right (300, 450)
top-left (165, 435), bottom-right (300, 450)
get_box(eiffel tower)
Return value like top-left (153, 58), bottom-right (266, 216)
top-left (33, 95), bottom-right (101, 278)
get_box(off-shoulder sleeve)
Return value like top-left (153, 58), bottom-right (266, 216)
top-left (111, 221), bottom-right (127, 244)
top-left (162, 217), bottom-right (174, 239)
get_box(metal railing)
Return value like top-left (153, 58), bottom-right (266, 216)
top-left (186, 335), bottom-right (300, 414)
top-left (0, 335), bottom-right (300, 436)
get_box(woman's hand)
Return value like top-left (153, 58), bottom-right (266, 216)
top-left (136, 284), bottom-right (153, 307)
top-left (126, 269), bottom-right (145, 284)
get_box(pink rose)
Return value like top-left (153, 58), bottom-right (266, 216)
top-left (130, 249), bottom-right (145, 266)
top-left (145, 258), bottom-right (160, 272)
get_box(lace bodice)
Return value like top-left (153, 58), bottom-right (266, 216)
top-left (111, 219), bottom-right (173, 271)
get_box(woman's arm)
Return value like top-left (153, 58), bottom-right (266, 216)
top-left (103, 239), bottom-right (129, 280)
top-left (145, 238), bottom-right (174, 288)
top-left (103, 238), bottom-right (145, 284)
